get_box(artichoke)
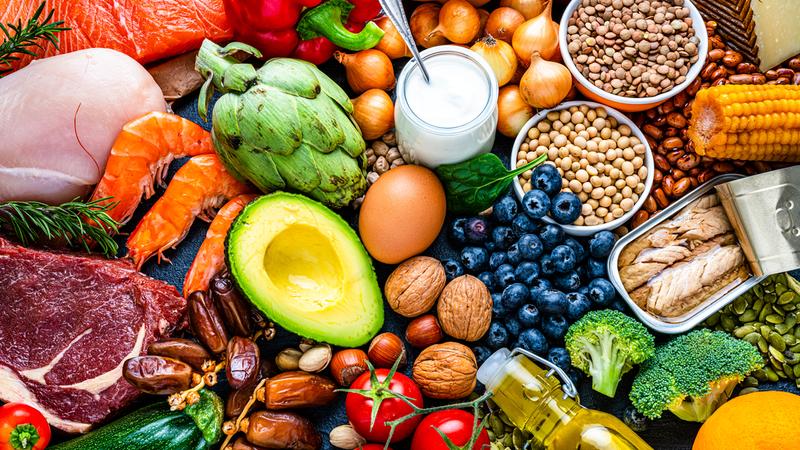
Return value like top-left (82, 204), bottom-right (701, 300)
top-left (195, 40), bottom-right (367, 208)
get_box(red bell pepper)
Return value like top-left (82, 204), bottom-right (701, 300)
top-left (223, 0), bottom-right (383, 65)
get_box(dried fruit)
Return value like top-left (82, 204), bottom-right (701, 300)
top-left (368, 332), bottom-right (407, 368)
top-left (330, 349), bottom-right (369, 386)
top-left (299, 343), bottom-right (332, 373)
top-left (437, 275), bottom-right (493, 341)
top-left (412, 342), bottom-right (478, 399)
top-left (405, 314), bottom-right (444, 349)
top-left (384, 256), bottom-right (446, 318)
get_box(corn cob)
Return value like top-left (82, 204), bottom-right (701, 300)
top-left (688, 85), bottom-right (800, 162)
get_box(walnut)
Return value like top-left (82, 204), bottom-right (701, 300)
top-left (412, 342), bottom-right (477, 399)
top-left (437, 275), bottom-right (492, 341)
top-left (384, 257), bottom-right (445, 318)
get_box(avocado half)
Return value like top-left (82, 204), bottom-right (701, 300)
top-left (227, 192), bottom-right (383, 347)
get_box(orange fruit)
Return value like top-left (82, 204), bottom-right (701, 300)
top-left (693, 391), bottom-right (800, 450)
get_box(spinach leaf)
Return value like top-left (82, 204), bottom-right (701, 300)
top-left (436, 152), bottom-right (548, 214)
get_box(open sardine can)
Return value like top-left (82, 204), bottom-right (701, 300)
top-left (607, 166), bottom-right (800, 333)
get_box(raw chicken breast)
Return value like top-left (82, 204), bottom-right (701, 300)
top-left (0, 49), bottom-right (166, 204)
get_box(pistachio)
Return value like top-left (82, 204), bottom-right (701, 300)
top-left (275, 348), bottom-right (302, 371)
top-left (329, 424), bottom-right (366, 449)
top-left (299, 338), bottom-right (315, 352)
top-left (298, 344), bottom-right (332, 373)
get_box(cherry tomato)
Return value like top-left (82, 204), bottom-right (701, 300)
top-left (345, 369), bottom-right (423, 443)
top-left (411, 410), bottom-right (490, 450)
top-left (0, 403), bottom-right (50, 450)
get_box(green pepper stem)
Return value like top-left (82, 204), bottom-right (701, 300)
top-left (297, 0), bottom-right (384, 51)
top-left (9, 423), bottom-right (39, 450)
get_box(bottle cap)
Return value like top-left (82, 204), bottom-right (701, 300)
top-left (477, 348), bottom-right (510, 389)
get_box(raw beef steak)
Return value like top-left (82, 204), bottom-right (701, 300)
top-left (0, 238), bottom-right (186, 433)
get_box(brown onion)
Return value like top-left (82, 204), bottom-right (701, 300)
top-left (477, 9), bottom-right (490, 36)
top-left (500, 0), bottom-right (547, 19)
top-left (519, 51), bottom-right (571, 108)
top-left (374, 16), bottom-right (412, 59)
top-left (497, 85), bottom-right (533, 137)
top-left (427, 0), bottom-right (481, 45)
top-left (352, 89), bottom-right (394, 140)
top-left (485, 7), bottom-right (525, 43)
top-left (410, 3), bottom-right (449, 48)
top-left (512, 0), bottom-right (558, 65)
top-left (470, 35), bottom-right (518, 86)
top-left (335, 50), bottom-right (396, 94)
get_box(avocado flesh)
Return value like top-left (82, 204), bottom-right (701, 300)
top-left (227, 192), bottom-right (383, 347)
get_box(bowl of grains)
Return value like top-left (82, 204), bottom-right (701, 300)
top-left (511, 101), bottom-right (654, 236)
top-left (559, 0), bottom-right (708, 112)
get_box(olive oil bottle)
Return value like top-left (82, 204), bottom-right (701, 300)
top-left (477, 348), bottom-right (652, 450)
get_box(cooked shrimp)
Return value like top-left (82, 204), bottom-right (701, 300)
top-left (90, 112), bottom-right (214, 225)
top-left (127, 154), bottom-right (252, 269)
top-left (183, 194), bottom-right (258, 297)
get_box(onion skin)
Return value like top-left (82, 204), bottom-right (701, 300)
top-left (374, 16), bottom-right (412, 59)
top-left (485, 7), bottom-right (525, 43)
top-left (352, 89), bottom-right (395, 140)
top-left (477, 9), bottom-right (490, 36)
top-left (428, 0), bottom-right (481, 45)
top-left (411, 3), bottom-right (449, 48)
top-left (335, 49), bottom-right (396, 93)
top-left (499, 0), bottom-right (547, 19)
top-left (497, 85), bottom-right (533, 138)
top-left (519, 52), bottom-right (572, 108)
top-left (511, 0), bottom-right (558, 66)
top-left (470, 36), bottom-right (518, 86)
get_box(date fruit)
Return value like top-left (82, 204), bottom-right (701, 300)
top-left (188, 291), bottom-right (229, 355)
top-left (212, 276), bottom-right (253, 337)
top-left (257, 371), bottom-right (337, 409)
top-left (147, 338), bottom-right (210, 371)
top-left (245, 411), bottom-right (321, 450)
top-left (226, 383), bottom-right (258, 419)
top-left (123, 355), bottom-right (193, 395)
top-left (227, 336), bottom-right (261, 390)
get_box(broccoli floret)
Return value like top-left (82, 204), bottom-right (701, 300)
top-left (629, 329), bottom-right (764, 422)
top-left (565, 309), bottom-right (655, 397)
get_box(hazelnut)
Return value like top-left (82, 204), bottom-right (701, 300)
top-left (368, 332), bottom-right (406, 368)
top-left (330, 349), bottom-right (369, 386)
top-left (405, 315), bottom-right (443, 349)
top-left (275, 348), bottom-right (302, 371)
top-left (437, 275), bottom-right (492, 341)
top-left (298, 344), bottom-right (332, 373)
top-left (329, 424), bottom-right (366, 449)
top-left (412, 342), bottom-right (477, 399)
top-left (384, 256), bottom-right (446, 318)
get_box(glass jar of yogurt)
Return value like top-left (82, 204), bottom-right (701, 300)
top-left (395, 46), bottom-right (499, 168)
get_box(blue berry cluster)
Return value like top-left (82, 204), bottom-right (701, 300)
top-left (444, 184), bottom-right (624, 376)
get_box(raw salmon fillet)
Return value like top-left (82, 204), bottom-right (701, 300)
top-left (1, 0), bottom-right (232, 69)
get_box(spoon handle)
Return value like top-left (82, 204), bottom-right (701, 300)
top-left (378, 0), bottom-right (431, 83)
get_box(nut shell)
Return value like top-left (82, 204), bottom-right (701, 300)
top-left (275, 348), bottom-right (302, 372)
top-left (405, 314), bottom-right (443, 349)
top-left (412, 342), bottom-right (477, 399)
top-left (329, 424), bottom-right (366, 449)
top-left (385, 256), bottom-right (446, 317)
top-left (299, 344), bottom-right (332, 373)
top-left (330, 349), bottom-right (369, 386)
top-left (368, 332), bottom-right (407, 368)
top-left (437, 275), bottom-right (492, 341)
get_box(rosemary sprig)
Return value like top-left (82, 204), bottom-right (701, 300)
top-left (0, 1), bottom-right (69, 75)
top-left (0, 198), bottom-right (120, 256)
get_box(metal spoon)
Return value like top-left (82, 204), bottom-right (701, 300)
top-left (378, 0), bottom-right (431, 83)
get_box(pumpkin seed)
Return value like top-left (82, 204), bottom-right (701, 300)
top-left (784, 334), bottom-right (797, 346)
top-left (734, 325), bottom-right (756, 338)
top-left (706, 313), bottom-right (720, 327)
top-left (775, 323), bottom-right (792, 335)
top-left (743, 332), bottom-right (762, 346)
top-left (785, 314), bottom-right (797, 328)
top-left (765, 366), bottom-right (780, 382)
top-left (513, 429), bottom-right (524, 449)
top-left (770, 345), bottom-right (786, 362)
top-left (732, 297), bottom-right (747, 314)
top-left (766, 314), bottom-right (784, 324)
top-left (739, 387), bottom-right (759, 395)
top-left (742, 376), bottom-right (759, 387)
top-left (721, 315), bottom-right (737, 331)
top-left (776, 283), bottom-right (788, 295)
top-left (490, 415), bottom-right (505, 436)
top-left (791, 343), bottom-right (800, 353)
top-left (785, 362), bottom-right (795, 375)
top-left (760, 325), bottom-right (772, 339)
top-left (753, 368), bottom-right (768, 382)
top-left (786, 352), bottom-right (800, 365)
top-left (739, 309), bottom-right (757, 323)
top-left (758, 337), bottom-right (769, 353)
top-left (769, 332), bottom-right (787, 351)
top-left (753, 297), bottom-right (765, 312)
top-left (759, 304), bottom-right (773, 322)
top-left (794, 364), bottom-right (800, 378)
top-left (779, 291), bottom-right (798, 305)
top-left (488, 430), bottom-right (496, 440)
top-left (502, 433), bottom-right (513, 447)
top-left (785, 304), bottom-right (797, 312)
top-left (499, 411), bottom-right (514, 427)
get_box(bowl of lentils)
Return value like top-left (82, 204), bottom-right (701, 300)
top-left (511, 101), bottom-right (654, 236)
top-left (559, 0), bottom-right (708, 112)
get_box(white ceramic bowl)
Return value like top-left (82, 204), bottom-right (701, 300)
top-left (558, 0), bottom-right (708, 112)
top-left (510, 101), bottom-right (654, 237)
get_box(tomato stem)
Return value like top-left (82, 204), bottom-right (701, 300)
top-left (9, 423), bottom-right (39, 450)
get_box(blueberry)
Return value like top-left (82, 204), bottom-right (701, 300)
top-left (540, 254), bottom-right (558, 277)
top-left (542, 315), bottom-right (570, 341)
top-left (489, 252), bottom-right (508, 271)
top-left (538, 289), bottom-right (568, 315)
top-left (586, 257), bottom-right (607, 279)
top-left (550, 245), bottom-right (577, 272)
top-left (587, 278), bottom-right (616, 306)
top-left (577, 285), bottom-right (590, 296)
top-left (522, 189), bottom-right (551, 219)
top-left (516, 329), bottom-right (549, 355)
top-left (529, 278), bottom-right (553, 301)
top-left (493, 194), bottom-right (518, 224)
top-left (473, 346), bottom-right (493, 366)
top-left (623, 406), bottom-right (649, 433)
top-left (494, 264), bottom-right (516, 289)
top-left (506, 318), bottom-right (522, 337)
top-left (554, 270), bottom-right (581, 292)
top-left (491, 292), bottom-right (507, 317)
top-left (547, 347), bottom-right (572, 371)
top-left (563, 237), bottom-right (587, 263)
top-left (611, 299), bottom-right (629, 313)
top-left (531, 164), bottom-right (562, 197)
top-left (512, 214), bottom-right (537, 235)
top-left (478, 272), bottom-right (496, 292)
top-left (565, 292), bottom-right (592, 320)
top-left (485, 242), bottom-right (497, 252)
top-left (517, 303), bottom-right (541, 327)
top-left (539, 224), bottom-right (565, 250)
top-left (502, 283), bottom-right (529, 311)
top-left (449, 218), bottom-right (468, 244)
top-left (442, 259), bottom-right (465, 281)
top-left (575, 264), bottom-right (589, 284)
top-left (588, 230), bottom-right (616, 258)
top-left (549, 192), bottom-right (582, 224)
top-left (485, 322), bottom-right (510, 349)
top-left (507, 243), bottom-right (523, 265)
top-left (517, 234), bottom-right (545, 261)
top-left (492, 226), bottom-right (516, 250)
top-left (514, 261), bottom-right (541, 285)
top-left (461, 246), bottom-right (488, 272)
top-left (464, 217), bottom-right (491, 243)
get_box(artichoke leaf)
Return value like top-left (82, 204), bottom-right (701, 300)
top-left (295, 96), bottom-right (350, 154)
top-left (316, 69), bottom-right (354, 115)
top-left (257, 59), bottom-right (321, 99)
top-left (271, 145), bottom-right (323, 193)
top-left (237, 87), bottom-right (301, 156)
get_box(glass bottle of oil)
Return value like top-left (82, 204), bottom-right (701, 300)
top-left (476, 348), bottom-right (652, 450)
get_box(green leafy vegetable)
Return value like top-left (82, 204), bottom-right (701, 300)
top-left (435, 152), bottom-right (548, 214)
top-left (0, 198), bottom-right (120, 256)
top-left (0, 1), bottom-right (69, 75)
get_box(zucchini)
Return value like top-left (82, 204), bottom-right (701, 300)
top-left (51, 389), bottom-right (223, 450)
